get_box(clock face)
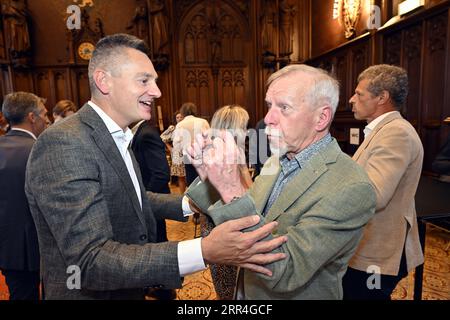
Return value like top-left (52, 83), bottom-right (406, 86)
top-left (78, 42), bottom-right (95, 61)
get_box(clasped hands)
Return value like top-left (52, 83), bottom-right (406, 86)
top-left (186, 130), bottom-right (246, 203)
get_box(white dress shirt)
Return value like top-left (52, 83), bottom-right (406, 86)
top-left (10, 127), bottom-right (37, 140)
top-left (363, 111), bottom-right (397, 139)
top-left (89, 101), bottom-right (205, 276)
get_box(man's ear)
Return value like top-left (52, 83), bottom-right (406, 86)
top-left (93, 69), bottom-right (111, 95)
top-left (27, 111), bottom-right (36, 124)
top-left (315, 106), bottom-right (333, 132)
top-left (378, 90), bottom-right (390, 105)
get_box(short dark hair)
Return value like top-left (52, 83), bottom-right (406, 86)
top-left (53, 100), bottom-right (77, 117)
top-left (179, 102), bottom-right (197, 117)
top-left (1, 92), bottom-right (42, 125)
top-left (88, 33), bottom-right (150, 93)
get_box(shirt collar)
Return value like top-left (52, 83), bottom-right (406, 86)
top-left (280, 133), bottom-right (332, 172)
top-left (88, 101), bottom-right (134, 145)
top-left (364, 111), bottom-right (397, 138)
top-left (10, 128), bottom-right (37, 140)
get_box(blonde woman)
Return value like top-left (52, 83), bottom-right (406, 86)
top-left (201, 104), bottom-right (252, 300)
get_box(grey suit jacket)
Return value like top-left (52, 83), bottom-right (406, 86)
top-left (25, 104), bottom-right (186, 300)
top-left (187, 139), bottom-right (376, 299)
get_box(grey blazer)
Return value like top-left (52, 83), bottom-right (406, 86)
top-left (25, 104), bottom-right (186, 300)
top-left (188, 139), bottom-right (376, 299)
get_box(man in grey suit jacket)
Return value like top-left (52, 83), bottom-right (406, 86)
top-left (344, 65), bottom-right (424, 299)
top-left (0, 92), bottom-right (49, 299)
top-left (25, 34), bottom-right (286, 300)
top-left (186, 65), bottom-right (376, 299)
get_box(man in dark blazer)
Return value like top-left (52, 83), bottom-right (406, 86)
top-left (131, 120), bottom-right (176, 300)
top-left (25, 34), bottom-right (286, 300)
top-left (131, 120), bottom-right (171, 242)
top-left (0, 92), bottom-right (49, 300)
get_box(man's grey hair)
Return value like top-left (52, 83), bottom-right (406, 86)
top-left (88, 33), bottom-right (150, 94)
top-left (266, 64), bottom-right (340, 115)
top-left (358, 64), bottom-right (408, 110)
top-left (1, 91), bottom-right (42, 126)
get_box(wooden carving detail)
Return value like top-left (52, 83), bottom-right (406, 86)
top-left (404, 25), bottom-right (422, 60)
top-left (183, 2), bottom-right (244, 66)
top-left (220, 68), bottom-right (245, 106)
top-left (428, 13), bottom-right (447, 54)
top-left (179, 1), bottom-right (250, 118)
top-left (260, 0), bottom-right (297, 68)
top-left (384, 32), bottom-right (401, 66)
top-left (1, 0), bottom-right (31, 67)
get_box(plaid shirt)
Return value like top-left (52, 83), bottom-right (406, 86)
top-left (263, 133), bottom-right (333, 215)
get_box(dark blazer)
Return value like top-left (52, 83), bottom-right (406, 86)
top-left (432, 133), bottom-right (450, 175)
top-left (131, 121), bottom-right (170, 194)
top-left (25, 104), bottom-right (186, 300)
top-left (0, 130), bottom-right (39, 271)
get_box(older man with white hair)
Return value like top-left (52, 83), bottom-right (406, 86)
top-left (186, 64), bottom-right (377, 300)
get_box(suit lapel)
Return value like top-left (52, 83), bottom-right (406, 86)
top-left (78, 104), bottom-right (147, 228)
top-left (250, 157), bottom-right (281, 214)
top-left (264, 140), bottom-right (340, 222)
top-left (353, 112), bottom-right (402, 161)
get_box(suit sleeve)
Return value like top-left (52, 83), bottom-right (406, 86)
top-left (25, 130), bottom-right (182, 291)
top-left (146, 192), bottom-right (187, 222)
top-left (364, 125), bottom-right (421, 211)
top-left (196, 181), bottom-right (376, 294)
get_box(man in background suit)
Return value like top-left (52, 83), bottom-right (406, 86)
top-left (187, 65), bottom-right (376, 299)
top-left (131, 119), bottom-right (171, 241)
top-left (131, 119), bottom-right (176, 300)
top-left (25, 33), bottom-right (286, 299)
top-left (344, 64), bottom-right (424, 300)
top-left (0, 92), bottom-right (49, 300)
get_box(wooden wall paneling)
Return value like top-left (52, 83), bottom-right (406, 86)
top-left (402, 23), bottom-right (423, 128)
top-left (334, 51), bottom-right (350, 112)
top-left (53, 69), bottom-right (71, 106)
top-left (12, 69), bottom-right (33, 92)
top-left (442, 8), bottom-right (450, 150)
top-left (177, 0), bottom-right (252, 121)
top-left (34, 69), bottom-right (53, 110)
top-left (70, 67), bottom-right (90, 108)
top-left (421, 12), bottom-right (448, 171)
top-left (383, 31), bottom-right (402, 65)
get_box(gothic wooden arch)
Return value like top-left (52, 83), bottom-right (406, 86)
top-left (175, 0), bottom-right (255, 121)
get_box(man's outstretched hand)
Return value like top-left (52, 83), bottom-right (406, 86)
top-left (201, 215), bottom-right (288, 276)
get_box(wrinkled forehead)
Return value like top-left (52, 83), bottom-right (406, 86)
top-left (266, 74), bottom-right (312, 103)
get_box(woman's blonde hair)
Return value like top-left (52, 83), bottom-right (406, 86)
top-left (210, 104), bottom-right (249, 132)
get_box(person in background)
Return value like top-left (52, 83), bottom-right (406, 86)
top-left (161, 110), bottom-right (186, 193)
top-left (344, 64), bottom-right (424, 300)
top-left (432, 132), bottom-right (450, 179)
top-left (0, 112), bottom-right (9, 135)
top-left (131, 118), bottom-right (176, 300)
top-left (248, 118), bottom-right (271, 179)
top-left (52, 99), bottom-right (77, 123)
top-left (200, 104), bottom-right (252, 300)
top-left (0, 91), bottom-right (49, 300)
top-left (173, 102), bottom-right (209, 187)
